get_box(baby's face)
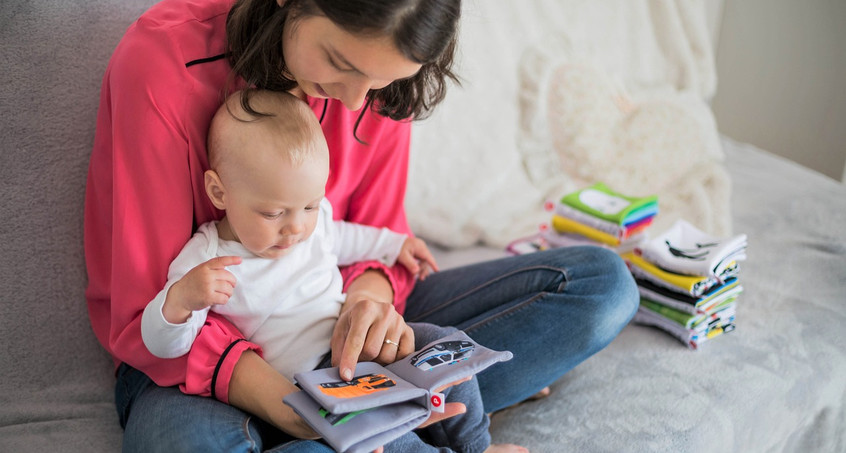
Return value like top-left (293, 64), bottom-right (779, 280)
top-left (221, 152), bottom-right (328, 259)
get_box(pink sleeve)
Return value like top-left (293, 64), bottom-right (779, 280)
top-left (84, 21), bottom-right (258, 403)
top-left (334, 115), bottom-right (416, 314)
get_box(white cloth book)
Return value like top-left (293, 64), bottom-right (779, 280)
top-left (639, 219), bottom-right (747, 278)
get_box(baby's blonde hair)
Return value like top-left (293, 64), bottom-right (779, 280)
top-left (207, 90), bottom-right (327, 175)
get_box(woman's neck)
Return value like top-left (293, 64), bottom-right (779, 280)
top-left (288, 86), bottom-right (307, 102)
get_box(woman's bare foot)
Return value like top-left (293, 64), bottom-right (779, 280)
top-left (485, 444), bottom-right (529, 453)
top-left (527, 386), bottom-right (550, 401)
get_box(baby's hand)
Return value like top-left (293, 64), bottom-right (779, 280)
top-left (163, 256), bottom-right (241, 323)
top-left (396, 237), bottom-right (439, 281)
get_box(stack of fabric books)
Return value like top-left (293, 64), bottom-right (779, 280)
top-left (505, 184), bottom-right (750, 351)
top-left (507, 182), bottom-right (658, 255)
top-left (549, 182), bottom-right (658, 247)
top-left (624, 219), bottom-right (747, 349)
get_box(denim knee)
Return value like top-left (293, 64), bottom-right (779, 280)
top-left (581, 246), bottom-right (639, 342)
top-left (546, 246), bottom-right (639, 346)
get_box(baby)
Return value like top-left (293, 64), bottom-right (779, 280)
top-left (141, 90), bottom-right (437, 380)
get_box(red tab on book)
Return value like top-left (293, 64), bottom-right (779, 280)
top-left (430, 392), bottom-right (445, 413)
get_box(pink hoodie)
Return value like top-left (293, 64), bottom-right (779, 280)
top-left (84, 0), bottom-right (414, 403)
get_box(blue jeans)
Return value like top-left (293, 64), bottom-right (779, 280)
top-left (116, 363), bottom-right (328, 453)
top-left (404, 246), bottom-right (639, 412)
top-left (117, 324), bottom-right (490, 453)
top-left (116, 246), bottom-right (637, 451)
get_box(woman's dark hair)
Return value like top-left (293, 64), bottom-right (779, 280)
top-left (225, 0), bottom-right (461, 132)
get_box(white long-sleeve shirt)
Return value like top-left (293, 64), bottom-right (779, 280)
top-left (141, 199), bottom-right (407, 380)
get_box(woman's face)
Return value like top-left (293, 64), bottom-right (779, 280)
top-left (282, 14), bottom-right (423, 111)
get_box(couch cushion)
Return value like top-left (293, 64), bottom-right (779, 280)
top-left (0, 1), bottom-right (159, 450)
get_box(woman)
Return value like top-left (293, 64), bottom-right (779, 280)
top-left (84, 0), bottom-right (638, 451)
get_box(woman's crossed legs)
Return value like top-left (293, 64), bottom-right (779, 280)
top-left (403, 246), bottom-right (639, 412)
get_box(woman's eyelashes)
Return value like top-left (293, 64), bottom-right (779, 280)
top-left (327, 51), bottom-right (355, 73)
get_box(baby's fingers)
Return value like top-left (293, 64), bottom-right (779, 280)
top-left (215, 268), bottom-right (238, 288)
top-left (214, 277), bottom-right (237, 298)
top-left (412, 242), bottom-right (439, 273)
top-left (205, 255), bottom-right (242, 269)
top-left (208, 290), bottom-right (233, 306)
top-left (418, 263), bottom-right (433, 281)
top-left (397, 250), bottom-right (421, 275)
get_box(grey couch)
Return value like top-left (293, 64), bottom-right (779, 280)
top-left (3, 1), bottom-right (845, 452)
top-left (1, 1), bottom-right (154, 450)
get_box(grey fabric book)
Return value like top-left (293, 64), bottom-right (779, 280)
top-left (283, 331), bottom-right (512, 453)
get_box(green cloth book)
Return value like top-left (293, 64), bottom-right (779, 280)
top-left (640, 296), bottom-right (737, 329)
top-left (561, 182), bottom-right (658, 226)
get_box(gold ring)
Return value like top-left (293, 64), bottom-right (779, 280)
top-left (384, 339), bottom-right (399, 347)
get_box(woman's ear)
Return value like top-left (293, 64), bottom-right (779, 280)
top-left (205, 169), bottom-right (227, 210)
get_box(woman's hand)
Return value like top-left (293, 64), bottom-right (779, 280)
top-left (416, 376), bottom-right (472, 428)
top-left (330, 269), bottom-right (414, 381)
top-left (229, 350), bottom-right (320, 439)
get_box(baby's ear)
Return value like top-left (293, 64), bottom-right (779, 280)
top-left (204, 169), bottom-right (227, 210)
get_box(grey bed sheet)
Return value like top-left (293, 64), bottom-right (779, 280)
top-left (443, 136), bottom-right (846, 453)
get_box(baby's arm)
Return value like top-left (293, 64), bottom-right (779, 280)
top-left (332, 219), bottom-right (439, 281)
top-left (141, 255), bottom-right (241, 359)
top-left (161, 256), bottom-right (241, 323)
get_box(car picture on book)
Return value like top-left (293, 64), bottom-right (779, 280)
top-left (410, 340), bottom-right (475, 371)
top-left (318, 373), bottom-right (396, 399)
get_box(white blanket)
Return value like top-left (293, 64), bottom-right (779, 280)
top-left (408, 1), bottom-right (727, 248)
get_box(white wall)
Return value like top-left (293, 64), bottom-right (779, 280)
top-left (711, 0), bottom-right (846, 183)
top-left (704, 0), bottom-right (725, 52)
